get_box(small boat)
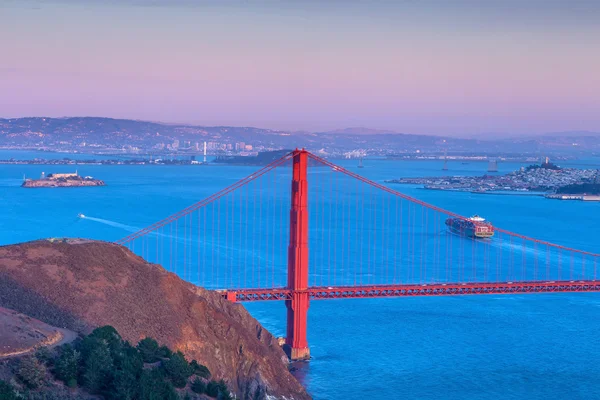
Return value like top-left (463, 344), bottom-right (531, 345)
top-left (78, 213), bottom-right (85, 218)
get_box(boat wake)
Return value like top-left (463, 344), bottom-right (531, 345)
top-left (80, 215), bottom-right (260, 264)
top-left (490, 236), bottom-right (557, 259)
top-left (80, 216), bottom-right (140, 233)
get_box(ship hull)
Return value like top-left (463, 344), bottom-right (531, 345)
top-left (446, 218), bottom-right (494, 239)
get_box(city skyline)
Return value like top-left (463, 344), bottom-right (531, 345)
top-left (1, 0), bottom-right (600, 136)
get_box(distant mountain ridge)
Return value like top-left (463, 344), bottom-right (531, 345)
top-left (1, 116), bottom-right (599, 155)
top-left (322, 127), bottom-right (401, 135)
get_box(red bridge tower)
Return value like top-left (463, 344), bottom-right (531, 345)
top-left (284, 149), bottom-right (310, 360)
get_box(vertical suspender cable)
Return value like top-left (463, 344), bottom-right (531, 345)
top-left (258, 176), bottom-right (262, 288)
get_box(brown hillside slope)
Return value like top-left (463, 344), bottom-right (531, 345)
top-left (0, 239), bottom-right (310, 400)
top-left (0, 306), bottom-right (76, 358)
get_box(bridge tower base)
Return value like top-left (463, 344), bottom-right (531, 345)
top-left (285, 149), bottom-right (310, 361)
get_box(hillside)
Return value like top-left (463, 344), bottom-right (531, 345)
top-left (0, 324), bottom-right (235, 400)
top-left (1, 116), bottom-right (600, 155)
top-left (0, 307), bottom-right (76, 358)
top-left (0, 239), bottom-right (310, 400)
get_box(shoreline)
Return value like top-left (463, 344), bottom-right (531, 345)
top-left (412, 186), bottom-right (600, 201)
top-left (419, 187), bottom-right (546, 197)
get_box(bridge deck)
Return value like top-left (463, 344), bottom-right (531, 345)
top-left (221, 281), bottom-right (600, 301)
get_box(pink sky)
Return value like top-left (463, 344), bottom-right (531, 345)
top-left (1, 0), bottom-right (599, 136)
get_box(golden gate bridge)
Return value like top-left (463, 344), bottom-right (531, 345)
top-left (115, 150), bottom-right (600, 361)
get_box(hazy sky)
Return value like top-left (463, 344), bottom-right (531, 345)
top-left (1, 0), bottom-right (599, 136)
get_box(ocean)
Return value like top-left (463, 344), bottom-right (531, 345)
top-left (1, 150), bottom-right (599, 399)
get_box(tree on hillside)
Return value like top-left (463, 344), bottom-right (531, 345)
top-left (89, 326), bottom-right (123, 356)
top-left (206, 379), bottom-right (233, 400)
top-left (16, 355), bottom-right (47, 389)
top-left (106, 342), bottom-right (143, 400)
top-left (82, 339), bottom-right (114, 393)
top-left (216, 380), bottom-right (233, 400)
top-left (162, 351), bottom-right (193, 388)
top-left (0, 380), bottom-right (18, 400)
top-left (137, 338), bottom-right (162, 363)
top-left (190, 360), bottom-right (211, 379)
top-left (191, 377), bottom-right (206, 394)
top-left (139, 369), bottom-right (178, 400)
top-left (109, 368), bottom-right (139, 400)
top-left (54, 344), bottom-right (81, 387)
top-left (159, 345), bottom-right (173, 359)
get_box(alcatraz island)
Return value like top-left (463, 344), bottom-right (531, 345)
top-left (21, 171), bottom-right (105, 188)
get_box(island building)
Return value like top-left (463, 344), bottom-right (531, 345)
top-left (47, 172), bottom-right (79, 179)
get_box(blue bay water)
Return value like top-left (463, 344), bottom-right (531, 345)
top-left (1, 154), bottom-right (600, 399)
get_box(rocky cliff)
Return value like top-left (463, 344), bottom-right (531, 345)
top-left (0, 239), bottom-right (310, 400)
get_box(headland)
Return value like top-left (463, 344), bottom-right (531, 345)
top-left (0, 239), bottom-right (310, 400)
top-left (386, 158), bottom-right (600, 201)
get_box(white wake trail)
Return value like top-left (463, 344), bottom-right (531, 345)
top-left (81, 216), bottom-right (141, 233)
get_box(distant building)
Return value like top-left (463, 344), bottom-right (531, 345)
top-left (540, 156), bottom-right (560, 170)
top-left (48, 172), bottom-right (78, 179)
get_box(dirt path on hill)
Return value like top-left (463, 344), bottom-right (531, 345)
top-left (0, 307), bottom-right (79, 359)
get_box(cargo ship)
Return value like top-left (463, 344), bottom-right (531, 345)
top-left (445, 215), bottom-right (494, 238)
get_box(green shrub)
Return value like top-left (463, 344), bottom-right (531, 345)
top-left (24, 388), bottom-right (89, 400)
top-left (35, 346), bottom-right (53, 366)
top-left (16, 355), bottom-right (47, 389)
top-left (89, 326), bottom-right (122, 345)
top-left (137, 338), bottom-right (162, 363)
top-left (191, 377), bottom-right (206, 394)
top-left (0, 380), bottom-right (18, 400)
top-left (216, 380), bottom-right (232, 400)
top-left (66, 378), bottom-right (78, 388)
top-left (162, 352), bottom-right (193, 388)
top-left (206, 380), bottom-right (220, 397)
top-left (205, 380), bottom-right (232, 400)
top-left (114, 342), bottom-right (144, 377)
top-left (109, 368), bottom-right (139, 400)
top-left (23, 325), bottom-right (220, 400)
top-left (159, 345), bottom-right (173, 359)
top-left (139, 369), bottom-right (178, 400)
top-left (89, 326), bottom-right (123, 356)
top-left (190, 360), bottom-right (211, 379)
top-left (54, 344), bottom-right (80, 385)
top-left (82, 340), bottom-right (113, 393)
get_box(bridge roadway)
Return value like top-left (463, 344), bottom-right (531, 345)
top-left (220, 280), bottom-right (600, 302)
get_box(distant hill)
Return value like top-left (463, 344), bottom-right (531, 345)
top-left (0, 117), bottom-right (293, 150)
top-left (0, 239), bottom-right (310, 400)
top-left (1, 117), bottom-right (599, 155)
top-left (322, 127), bottom-right (400, 135)
top-left (538, 131), bottom-right (600, 138)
